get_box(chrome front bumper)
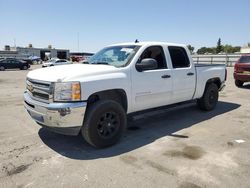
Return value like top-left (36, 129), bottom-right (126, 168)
top-left (23, 91), bottom-right (87, 135)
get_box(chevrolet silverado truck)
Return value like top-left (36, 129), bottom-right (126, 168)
top-left (24, 42), bottom-right (226, 148)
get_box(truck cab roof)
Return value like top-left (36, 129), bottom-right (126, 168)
top-left (108, 41), bottom-right (187, 48)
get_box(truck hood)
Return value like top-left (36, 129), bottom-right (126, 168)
top-left (27, 64), bottom-right (119, 82)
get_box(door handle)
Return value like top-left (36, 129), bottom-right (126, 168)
top-left (161, 74), bottom-right (171, 78)
top-left (187, 72), bottom-right (194, 76)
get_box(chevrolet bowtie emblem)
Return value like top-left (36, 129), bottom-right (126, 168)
top-left (28, 84), bottom-right (34, 92)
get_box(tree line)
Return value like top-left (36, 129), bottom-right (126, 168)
top-left (187, 38), bottom-right (248, 54)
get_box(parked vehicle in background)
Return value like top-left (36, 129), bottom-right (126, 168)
top-left (42, 58), bottom-right (71, 67)
top-left (234, 54), bottom-right (250, 87)
top-left (28, 56), bottom-right (42, 64)
top-left (0, 58), bottom-right (30, 71)
top-left (22, 59), bottom-right (33, 65)
top-left (71, 55), bottom-right (84, 62)
top-left (24, 42), bottom-right (226, 148)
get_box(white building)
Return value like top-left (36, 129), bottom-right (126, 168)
top-left (0, 46), bottom-right (70, 60)
top-left (240, 47), bottom-right (250, 54)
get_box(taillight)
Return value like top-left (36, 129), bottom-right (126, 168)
top-left (234, 63), bottom-right (243, 73)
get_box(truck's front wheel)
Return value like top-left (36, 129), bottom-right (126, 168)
top-left (197, 83), bottom-right (219, 111)
top-left (81, 100), bottom-right (126, 148)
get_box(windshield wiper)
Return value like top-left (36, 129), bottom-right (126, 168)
top-left (92, 61), bottom-right (110, 65)
top-left (82, 61), bottom-right (89, 64)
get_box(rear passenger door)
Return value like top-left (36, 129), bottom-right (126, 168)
top-left (168, 46), bottom-right (196, 103)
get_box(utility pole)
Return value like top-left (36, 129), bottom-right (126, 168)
top-left (14, 38), bottom-right (16, 49)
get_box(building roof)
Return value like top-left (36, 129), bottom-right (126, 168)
top-left (16, 47), bottom-right (69, 51)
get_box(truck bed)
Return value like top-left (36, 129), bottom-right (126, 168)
top-left (195, 63), bottom-right (226, 67)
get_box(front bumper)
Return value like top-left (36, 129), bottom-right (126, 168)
top-left (23, 91), bottom-right (87, 135)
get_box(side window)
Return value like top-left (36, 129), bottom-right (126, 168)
top-left (139, 46), bottom-right (167, 70)
top-left (168, 46), bottom-right (190, 68)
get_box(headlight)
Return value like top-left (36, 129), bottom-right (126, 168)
top-left (54, 82), bottom-right (81, 102)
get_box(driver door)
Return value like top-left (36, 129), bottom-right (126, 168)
top-left (131, 46), bottom-right (173, 112)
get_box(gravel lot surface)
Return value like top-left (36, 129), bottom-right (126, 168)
top-left (0, 65), bottom-right (249, 188)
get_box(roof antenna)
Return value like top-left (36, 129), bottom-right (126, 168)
top-left (135, 39), bottom-right (139, 43)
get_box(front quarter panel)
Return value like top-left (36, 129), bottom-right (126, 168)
top-left (80, 69), bottom-right (131, 112)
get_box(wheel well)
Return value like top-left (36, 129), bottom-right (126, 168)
top-left (206, 78), bottom-right (221, 89)
top-left (87, 89), bottom-right (128, 112)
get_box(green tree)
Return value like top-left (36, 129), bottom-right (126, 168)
top-left (222, 45), bottom-right (241, 53)
top-left (197, 47), bottom-right (216, 54)
top-left (187, 45), bottom-right (195, 53)
top-left (248, 42), bottom-right (250, 47)
top-left (197, 47), bottom-right (206, 54)
top-left (216, 38), bottom-right (223, 54)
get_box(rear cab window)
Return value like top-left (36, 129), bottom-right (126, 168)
top-left (239, 56), bottom-right (250, 63)
top-left (168, 46), bottom-right (190, 68)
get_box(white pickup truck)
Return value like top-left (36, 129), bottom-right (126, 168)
top-left (24, 42), bottom-right (226, 148)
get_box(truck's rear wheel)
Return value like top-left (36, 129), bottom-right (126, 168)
top-left (235, 80), bottom-right (243, 87)
top-left (197, 83), bottom-right (218, 111)
top-left (81, 100), bottom-right (126, 148)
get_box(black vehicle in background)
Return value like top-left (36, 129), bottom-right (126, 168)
top-left (0, 58), bottom-right (30, 71)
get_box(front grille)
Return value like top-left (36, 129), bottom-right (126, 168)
top-left (26, 78), bottom-right (52, 103)
top-left (32, 91), bottom-right (49, 100)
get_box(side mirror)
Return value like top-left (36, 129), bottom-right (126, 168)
top-left (136, 58), bottom-right (158, 72)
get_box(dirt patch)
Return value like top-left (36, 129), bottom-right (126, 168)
top-left (145, 160), bottom-right (176, 176)
top-left (178, 182), bottom-right (202, 188)
top-left (120, 155), bottom-right (142, 169)
top-left (227, 141), bottom-right (234, 146)
top-left (120, 155), bottom-right (138, 164)
top-left (163, 145), bottom-right (205, 160)
top-left (237, 115), bottom-right (250, 119)
top-left (0, 144), bottom-right (34, 160)
top-left (2, 163), bottom-right (31, 176)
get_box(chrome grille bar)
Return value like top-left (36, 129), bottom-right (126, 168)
top-left (26, 78), bottom-right (53, 103)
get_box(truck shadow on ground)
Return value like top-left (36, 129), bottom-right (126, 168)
top-left (38, 101), bottom-right (240, 160)
top-left (241, 83), bottom-right (250, 89)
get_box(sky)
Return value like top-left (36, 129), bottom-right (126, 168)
top-left (0, 0), bottom-right (249, 53)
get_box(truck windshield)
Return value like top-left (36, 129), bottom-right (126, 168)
top-left (88, 45), bottom-right (140, 67)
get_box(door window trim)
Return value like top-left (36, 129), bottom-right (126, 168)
top-left (168, 46), bottom-right (191, 69)
top-left (136, 45), bottom-right (168, 72)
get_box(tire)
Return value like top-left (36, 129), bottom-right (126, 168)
top-left (235, 80), bottom-right (243, 87)
top-left (81, 100), bottom-right (126, 148)
top-left (0, 66), bottom-right (5, 71)
top-left (197, 83), bottom-right (219, 111)
top-left (22, 65), bottom-right (28, 70)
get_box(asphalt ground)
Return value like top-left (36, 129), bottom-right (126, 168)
top-left (0, 65), bottom-right (249, 188)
